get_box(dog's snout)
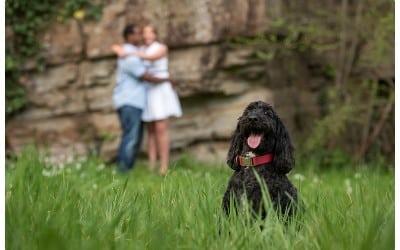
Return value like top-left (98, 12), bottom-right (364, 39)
top-left (248, 115), bottom-right (258, 123)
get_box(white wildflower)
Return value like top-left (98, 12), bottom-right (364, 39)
top-left (92, 184), bottom-right (98, 190)
top-left (42, 168), bottom-right (61, 177)
top-left (76, 163), bottom-right (82, 170)
top-left (42, 169), bottom-right (53, 177)
top-left (97, 164), bottom-right (105, 171)
top-left (7, 162), bottom-right (16, 169)
top-left (345, 178), bottom-right (352, 195)
top-left (44, 156), bottom-right (51, 164)
top-left (78, 156), bottom-right (87, 163)
top-left (312, 176), bottom-right (320, 184)
top-left (354, 173), bottom-right (361, 179)
top-left (7, 184), bottom-right (13, 197)
top-left (293, 173), bottom-right (306, 182)
top-left (66, 155), bottom-right (74, 164)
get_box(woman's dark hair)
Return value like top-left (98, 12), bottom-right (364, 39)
top-left (123, 24), bottom-right (136, 40)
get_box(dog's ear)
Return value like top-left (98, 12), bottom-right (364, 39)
top-left (227, 122), bottom-right (242, 171)
top-left (273, 116), bottom-right (295, 174)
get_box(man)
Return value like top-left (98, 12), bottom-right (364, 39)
top-left (112, 24), bottom-right (171, 172)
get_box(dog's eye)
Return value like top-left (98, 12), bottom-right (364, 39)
top-left (264, 112), bottom-right (268, 115)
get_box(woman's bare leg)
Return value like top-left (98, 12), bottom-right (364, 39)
top-left (146, 122), bottom-right (157, 170)
top-left (155, 119), bottom-right (170, 175)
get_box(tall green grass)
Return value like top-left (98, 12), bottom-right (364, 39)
top-left (5, 150), bottom-right (394, 250)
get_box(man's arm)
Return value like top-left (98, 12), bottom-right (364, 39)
top-left (122, 56), bottom-right (175, 85)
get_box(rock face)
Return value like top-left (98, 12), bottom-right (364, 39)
top-left (5, 0), bottom-right (394, 164)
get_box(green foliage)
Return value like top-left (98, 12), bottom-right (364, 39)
top-left (323, 64), bottom-right (336, 80)
top-left (359, 1), bottom-right (394, 67)
top-left (303, 80), bottom-right (394, 167)
top-left (303, 0), bottom-right (394, 165)
top-left (5, 150), bottom-right (394, 249)
top-left (98, 131), bottom-right (117, 143)
top-left (5, 0), bottom-right (103, 117)
top-left (228, 0), bottom-right (394, 165)
top-left (5, 77), bottom-right (29, 115)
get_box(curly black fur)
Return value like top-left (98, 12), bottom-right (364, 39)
top-left (222, 101), bottom-right (300, 219)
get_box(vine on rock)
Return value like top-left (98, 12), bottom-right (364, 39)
top-left (5, 0), bottom-right (102, 117)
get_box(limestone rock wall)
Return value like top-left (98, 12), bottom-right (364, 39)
top-left (7, 0), bottom-right (393, 164)
top-left (3, 0), bottom-right (317, 163)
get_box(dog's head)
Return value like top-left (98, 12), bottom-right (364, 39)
top-left (227, 101), bottom-right (294, 173)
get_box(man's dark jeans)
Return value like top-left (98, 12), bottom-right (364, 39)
top-left (116, 105), bottom-right (143, 172)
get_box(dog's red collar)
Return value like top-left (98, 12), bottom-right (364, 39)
top-left (237, 153), bottom-right (274, 167)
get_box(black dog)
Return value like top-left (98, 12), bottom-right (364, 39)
top-left (222, 101), bottom-right (300, 220)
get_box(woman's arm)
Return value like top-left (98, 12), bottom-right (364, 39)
top-left (111, 43), bottom-right (168, 60)
top-left (137, 44), bottom-right (168, 61)
top-left (111, 44), bottom-right (141, 58)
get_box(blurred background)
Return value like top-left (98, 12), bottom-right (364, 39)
top-left (5, 0), bottom-right (394, 168)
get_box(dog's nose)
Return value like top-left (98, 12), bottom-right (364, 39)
top-left (248, 115), bottom-right (258, 123)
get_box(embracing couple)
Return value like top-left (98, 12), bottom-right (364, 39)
top-left (111, 24), bottom-right (182, 175)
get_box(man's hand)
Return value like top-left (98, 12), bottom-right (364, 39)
top-left (111, 45), bottom-right (128, 57)
top-left (168, 77), bottom-right (177, 89)
top-left (141, 73), bottom-right (169, 84)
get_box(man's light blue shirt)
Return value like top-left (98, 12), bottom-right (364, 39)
top-left (112, 44), bottom-right (148, 110)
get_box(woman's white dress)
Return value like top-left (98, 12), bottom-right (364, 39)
top-left (142, 42), bottom-right (182, 122)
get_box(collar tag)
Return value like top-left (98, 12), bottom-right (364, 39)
top-left (237, 153), bottom-right (274, 167)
